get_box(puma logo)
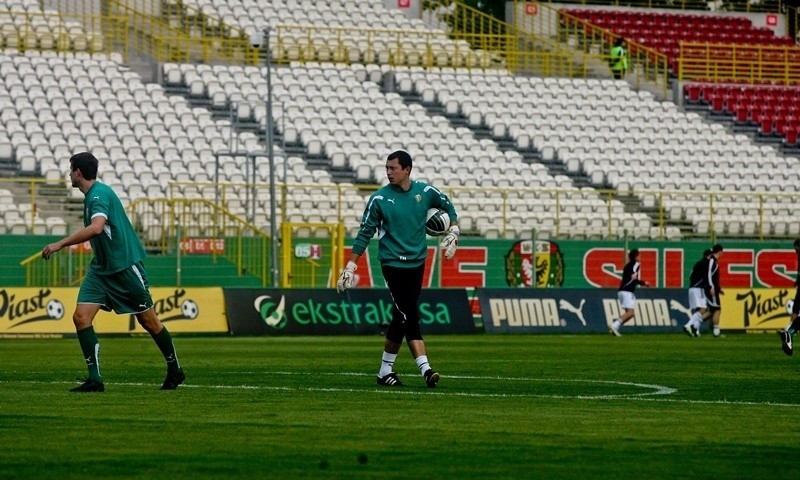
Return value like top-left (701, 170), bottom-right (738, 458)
top-left (559, 299), bottom-right (586, 326)
top-left (669, 299), bottom-right (692, 319)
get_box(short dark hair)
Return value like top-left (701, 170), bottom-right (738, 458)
top-left (614, 37), bottom-right (625, 47)
top-left (711, 244), bottom-right (724, 253)
top-left (702, 249), bottom-right (712, 257)
top-left (387, 150), bottom-right (412, 169)
top-left (628, 248), bottom-right (639, 261)
top-left (70, 151), bottom-right (98, 180)
top-left (793, 238), bottom-right (800, 251)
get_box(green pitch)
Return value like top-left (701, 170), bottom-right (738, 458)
top-left (1, 334), bottom-right (799, 479)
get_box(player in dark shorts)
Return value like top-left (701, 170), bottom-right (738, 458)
top-left (779, 239), bottom-right (800, 356)
top-left (336, 150), bottom-right (459, 388)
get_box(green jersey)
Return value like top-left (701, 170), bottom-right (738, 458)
top-left (352, 180), bottom-right (458, 268)
top-left (83, 181), bottom-right (145, 275)
top-left (610, 45), bottom-right (628, 72)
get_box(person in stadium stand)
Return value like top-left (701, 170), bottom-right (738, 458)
top-left (778, 238), bottom-right (800, 356)
top-left (41, 152), bottom-right (185, 392)
top-left (705, 244), bottom-right (724, 338)
top-left (336, 150), bottom-right (459, 388)
top-left (609, 37), bottom-right (628, 80)
top-left (683, 249), bottom-right (713, 337)
top-left (609, 248), bottom-right (650, 336)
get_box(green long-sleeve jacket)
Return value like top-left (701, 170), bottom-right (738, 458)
top-left (610, 45), bottom-right (628, 73)
top-left (352, 180), bottom-right (458, 268)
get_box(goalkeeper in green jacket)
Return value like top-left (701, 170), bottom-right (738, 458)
top-left (609, 37), bottom-right (628, 80)
top-left (337, 150), bottom-right (459, 388)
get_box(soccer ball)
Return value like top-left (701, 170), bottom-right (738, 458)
top-left (787, 299), bottom-right (795, 315)
top-left (181, 299), bottom-right (199, 319)
top-left (46, 299), bottom-right (64, 319)
top-left (425, 208), bottom-right (450, 236)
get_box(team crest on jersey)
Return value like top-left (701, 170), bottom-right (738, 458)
top-left (415, 194), bottom-right (421, 202)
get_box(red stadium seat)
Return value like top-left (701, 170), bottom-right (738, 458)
top-left (784, 129), bottom-right (799, 147)
top-left (760, 118), bottom-right (774, 136)
top-left (734, 105), bottom-right (749, 124)
top-left (562, 8), bottom-right (795, 80)
top-left (684, 84), bottom-right (701, 103)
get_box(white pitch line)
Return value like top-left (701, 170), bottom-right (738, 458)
top-left (234, 371), bottom-right (676, 397)
top-left (6, 375), bottom-right (800, 407)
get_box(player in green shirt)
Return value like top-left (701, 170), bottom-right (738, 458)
top-left (337, 150), bottom-right (459, 388)
top-left (609, 37), bottom-right (628, 80)
top-left (42, 152), bottom-right (185, 392)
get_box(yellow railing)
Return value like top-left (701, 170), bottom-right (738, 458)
top-left (423, 0), bottom-right (592, 76)
top-left (281, 222), bottom-right (345, 288)
top-left (4, 176), bottom-right (796, 244)
top-left (533, 0), bottom-right (781, 13)
top-left (20, 0), bottom-right (257, 64)
top-left (10, 180), bottom-right (795, 288)
top-left (271, 24), bottom-right (504, 69)
top-left (194, 181), bottom-right (794, 242)
top-left (127, 197), bottom-right (273, 286)
top-left (19, 245), bottom-right (91, 287)
top-left (0, 11), bottom-right (129, 60)
top-left (0, 178), bottom-right (77, 232)
top-left (17, 197), bottom-right (275, 287)
top-left (552, 6), bottom-right (670, 95)
top-left (436, 187), bottom-right (791, 242)
top-left (678, 42), bottom-right (800, 83)
top-left (106, 0), bottom-right (258, 64)
top-left (21, 0), bottom-right (791, 74)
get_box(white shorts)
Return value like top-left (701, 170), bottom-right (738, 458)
top-left (617, 291), bottom-right (636, 310)
top-left (688, 287), bottom-right (707, 311)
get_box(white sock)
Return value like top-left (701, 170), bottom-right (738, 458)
top-left (612, 319), bottom-right (622, 330)
top-left (378, 352), bottom-right (397, 377)
top-left (689, 312), bottom-right (702, 329)
top-left (415, 355), bottom-right (431, 376)
top-left (713, 326), bottom-right (721, 336)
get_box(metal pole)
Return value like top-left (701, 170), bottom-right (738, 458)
top-left (281, 101), bottom-right (286, 180)
top-left (265, 28), bottom-right (279, 287)
top-left (251, 154), bottom-right (256, 225)
top-left (176, 224), bottom-right (182, 286)
top-left (531, 227), bottom-right (537, 289)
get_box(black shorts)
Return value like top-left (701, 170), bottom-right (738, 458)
top-left (381, 263), bottom-right (425, 343)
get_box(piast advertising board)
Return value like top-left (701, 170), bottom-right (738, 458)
top-left (224, 288), bottom-right (475, 335)
top-left (719, 288), bottom-right (794, 331)
top-left (0, 287), bottom-right (227, 335)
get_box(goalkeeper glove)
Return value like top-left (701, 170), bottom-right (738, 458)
top-left (440, 225), bottom-right (460, 260)
top-left (336, 260), bottom-right (357, 293)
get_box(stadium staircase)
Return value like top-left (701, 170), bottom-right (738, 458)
top-left (389, 75), bottom-right (595, 189)
top-left (7, 0), bottom-right (795, 241)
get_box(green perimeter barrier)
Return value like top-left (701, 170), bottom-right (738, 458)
top-left (3, 236), bottom-right (796, 289)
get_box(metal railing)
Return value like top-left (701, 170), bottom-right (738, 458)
top-left (553, 7), bottom-right (671, 96)
top-left (127, 197), bottom-right (272, 285)
top-left (270, 24), bottom-right (506, 70)
top-left (106, 0), bottom-right (257, 64)
top-left (19, 244), bottom-right (91, 287)
top-left (532, 0), bottom-right (782, 13)
top-left (678, 42), bottom-right (800, 83)
top-left (17, 196), bottom-right (275, 287)
top-left (12, 179), bottom-right (796, 287)
top-left (4, 177), bottom-right (796, 242)
top-left (0, 10), bottom-right (129, 60)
